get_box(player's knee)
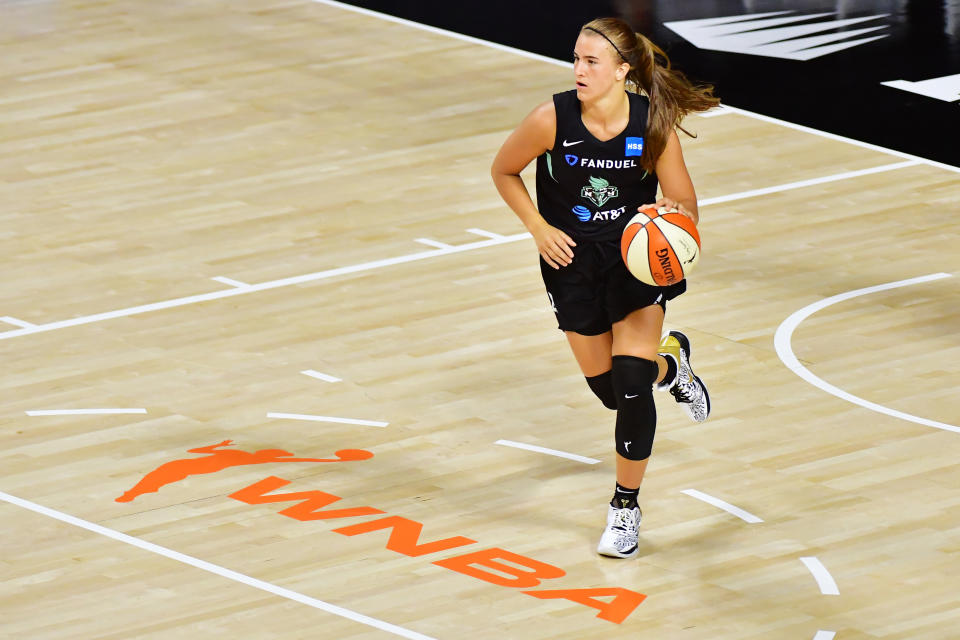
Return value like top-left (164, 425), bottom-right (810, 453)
top-left (611, 355), bottom-right (658, 460)
top-left (585, 370), bottom-right (617, 410)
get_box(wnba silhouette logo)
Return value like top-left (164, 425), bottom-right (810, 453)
top-left (115, 440), bottom-right (373, 503)
top-left (114, 440), bottom-right (647, 623)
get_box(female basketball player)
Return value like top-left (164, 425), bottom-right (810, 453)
top-left (491, 18), bottom-right (719, 558)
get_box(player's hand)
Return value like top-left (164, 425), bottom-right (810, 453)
top-left (531, 221), bottom-right (576, 269)
top-left (641, 198), bottom-right (697, 225)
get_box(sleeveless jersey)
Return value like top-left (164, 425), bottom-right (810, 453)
top-left (535, 90), bottom-right (658, 242)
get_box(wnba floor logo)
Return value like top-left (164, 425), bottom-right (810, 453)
top-left (116, 440), bottom-right (647, 623)
top-left (115, 440), bottom-right (372, 503)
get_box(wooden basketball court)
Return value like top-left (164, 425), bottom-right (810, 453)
top-left (2, 1), bottom-right (959, 638)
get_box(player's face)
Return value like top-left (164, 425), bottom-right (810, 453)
top-left (573, 33), bottom-right (625, 100)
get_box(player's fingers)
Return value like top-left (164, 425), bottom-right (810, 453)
top-left (540, 249), bottom-right (561, 269)
top-left (548, 241), bottom-right (572, 266)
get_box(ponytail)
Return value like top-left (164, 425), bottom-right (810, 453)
top-left (627, 33), bottom-right (719, 172)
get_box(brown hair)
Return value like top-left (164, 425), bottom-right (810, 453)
top-left (581, 18), bottom-right (720, 173)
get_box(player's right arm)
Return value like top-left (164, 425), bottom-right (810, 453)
top-left (491, 100), bottom-right (576, 269)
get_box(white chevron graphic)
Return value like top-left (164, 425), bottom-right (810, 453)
top-left (881, 73), bottom-right (960, 102)
top-left (664, 11), bottom-right (889, 61)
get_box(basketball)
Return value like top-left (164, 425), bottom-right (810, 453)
top-left (620, 205), bottom-right (701, 286)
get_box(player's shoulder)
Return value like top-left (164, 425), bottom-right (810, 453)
top-left (529, 98), bottom-right (557, 125)
top-left (520, 99), bottom-right (558, 146)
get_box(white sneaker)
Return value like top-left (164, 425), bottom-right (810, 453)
top-left (658, 330), bottom-right (711, 423)
top-left (597, 504), bottom-right (641, 558)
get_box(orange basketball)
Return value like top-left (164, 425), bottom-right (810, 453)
top-left (621, 205), bottom-right (701, 286)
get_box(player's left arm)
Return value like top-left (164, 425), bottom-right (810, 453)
top-left (646, 129), bottom-right (699, 225)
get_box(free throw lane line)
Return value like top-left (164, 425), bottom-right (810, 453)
top-left (301, 370), bottom-right (342, 383)
top-left (680, 489), bottom-right (764, 523)
top-left (0, 491), bottom-right (436, 640)
top-left (495, 439), bottom-right (600, 464)
top-left (267, 412), bottom-right (388, 427)
top-left (26, 408), bottom-right (148, 416)
top-left (1, 316), bottom-right (35, 328)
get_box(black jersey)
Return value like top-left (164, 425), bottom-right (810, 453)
top-left (535, 90), bottom-right (658, 242)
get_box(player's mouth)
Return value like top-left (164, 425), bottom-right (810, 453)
top-left (576, 81), bottom-right (587, 89)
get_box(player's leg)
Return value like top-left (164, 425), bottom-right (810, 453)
top-left (595, 303), bottom-right (668, 557)
top-left (565, 330), bottom-right (617, 408)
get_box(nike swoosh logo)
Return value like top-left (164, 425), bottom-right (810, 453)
top-left (562, 139), bottom-right (583, 147)
top-left (624, 394), bottom-right (639, 399)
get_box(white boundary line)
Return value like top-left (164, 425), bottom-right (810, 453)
top-left (800, 557), bottom-right (840, 595)
top-left (698, 160), bottom-right (920, 206)
top-left (680, 489), bottom-right (763, 523)
top-left (774, 273), bottom-right (959, 433)
top-left (813, 631), bottom-right (837, 640)
top-left (0, 157), bottom-right (928, 345)
top-left (26, 408), bottom-right (148, 416)
top-left (312, 0), bottom-right (960, 175)
top-left (267, 412), bottom-right (389, 428)
top-left (494, 439), bottom-right (601, 464)
top-left (0, 232), bottom-right (529, 342)
top-left (311, 0), bottom-right (565, 67)
top-left (1, 316), bottom-right (34, 328)
top-left (301, 370), bottom-right (342, 383)
top-left (721, 105), bottom-right (960, 174)
top-left (0, 490), bottom-right (436, 640)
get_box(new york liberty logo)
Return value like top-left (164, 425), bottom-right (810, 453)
top-left (581, 176), bottom-right (619, 208)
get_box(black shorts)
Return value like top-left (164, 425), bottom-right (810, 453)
top-left (539, 239), bottom-right (686, 336)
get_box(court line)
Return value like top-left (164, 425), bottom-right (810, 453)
top-left (313, 0), bottom-right (960, 174)
top-left (813, 631), bottom-right (837, 640)
top-left (697, 105), bottom-right (735, 118)
top-left (301, 370), bottom-right (342, 383)
top-left (0, 232), bottom-right (528, 342)
top-left (494, 439), bottom-right (601, 464)
top-left (680, 489), bottom-right (763, 523)
top-left (212, 276), bottom-right (250, 288)
top-left (267, 412), bottom-right (389, 428)
top-left (415, 238), bottom-right (454, 250)
top-left (1, 316), bottom-right (34, 328)
top-left (0, 490), bottom-right (437, 640)
top-left (722, 105), bottom-right (960, 175)
top-left (466, 228), bottom-right (505, 240)
top-left (26, 408), bottom-right (148, 416)
top-left (800, 557), bottom-right (840, 595)
top-left (311, 0), bottom-right (566, 67)
top-left (698, 160), bottom-right (920, 206)
top-left (774, 272), bottom-right (959, 434)
top-left (0, 155), bottom-right (926, 344)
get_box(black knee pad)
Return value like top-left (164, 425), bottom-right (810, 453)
top-left (611, 355), bottom-right (658, 460)
top-left (586, 370), bottom-right (617, 410)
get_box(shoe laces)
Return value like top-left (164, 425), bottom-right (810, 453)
top-left (612, 508), bottom-right (639, 532)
